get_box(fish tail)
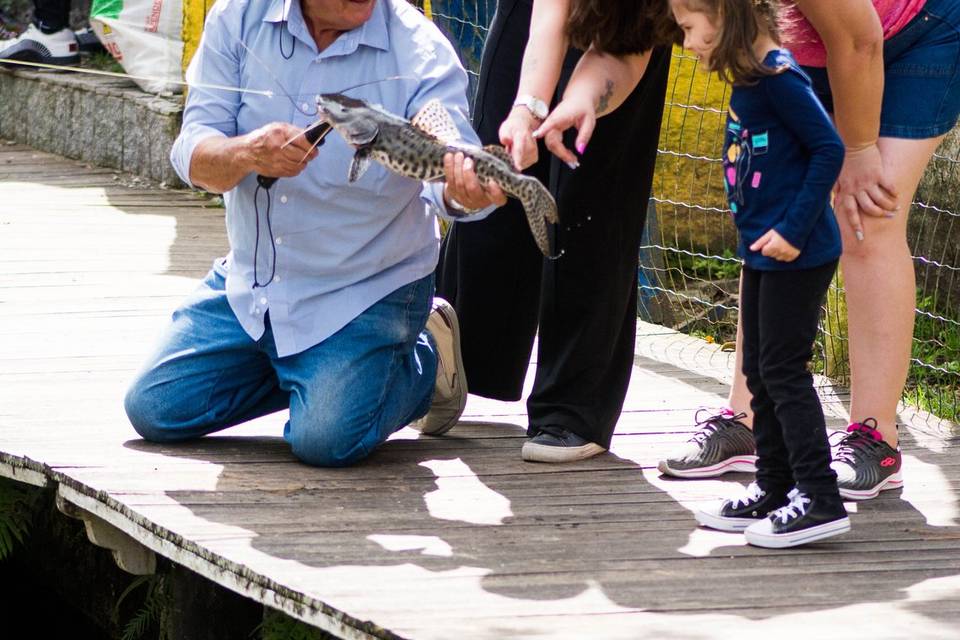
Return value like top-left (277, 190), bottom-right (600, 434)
top-left (517, 177), bottom-right (559, 258)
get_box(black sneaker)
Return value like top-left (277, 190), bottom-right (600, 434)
top-left (695, 481), bottom-right (790, 532)
top-left (521, 426), bottom-right (606, 463)
top-left (744, 489), bottom-right (850, 548)
top-left (658, 409), bottom-right (757, 478)
top-left (74, 27), bottom-right (107, 55)
top-left (831, 418), bottom-right (903, 500)
top-left (0, 24), bottom-right (79, 67)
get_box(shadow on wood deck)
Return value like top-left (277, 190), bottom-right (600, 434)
top-left (2, 143), bottom-right (960, 639)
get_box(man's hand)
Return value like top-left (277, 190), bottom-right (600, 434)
top-left (750, 229), bottom-right (801, 262)
top-left (442, 152), bottom-right (507, 213)
top-left (499, 106), bottom-right (542, 170)
top-left (244, 122), bottom-right (320, 179)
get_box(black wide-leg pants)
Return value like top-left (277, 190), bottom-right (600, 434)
top-left (34, 0), bottom-right (71, 33)
top-left (435, 0), bottom-right (670, 447)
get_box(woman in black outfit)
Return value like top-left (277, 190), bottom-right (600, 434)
top-left (436, 0), bottom-right (673, 462)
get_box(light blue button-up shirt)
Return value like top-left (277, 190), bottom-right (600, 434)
top-left (171, 0), bottom-right (489, 357)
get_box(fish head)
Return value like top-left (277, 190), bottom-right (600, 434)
top-left (316, 93), bottom-right (380, 146)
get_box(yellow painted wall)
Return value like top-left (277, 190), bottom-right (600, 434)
top-left (182, 0), bottom-right (215, 73)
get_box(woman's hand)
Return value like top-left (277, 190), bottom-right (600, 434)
top-left (442, 152), bottom-right (507, 213)
top-left (834, 142), bottom-right (899, 241)
top-left (499, 106), bottom-right (543, 170)
top-left (750, 229), bottom-right (801, 262)
top-left (532, 91), bottom-right (596, 169)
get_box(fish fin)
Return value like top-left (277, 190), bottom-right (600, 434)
top-left (411, 99), bottom-right (461, 143)
top-left (483, 144), bottom-right (515, 168)
top-left (348, 148), bottom-right (372, 182)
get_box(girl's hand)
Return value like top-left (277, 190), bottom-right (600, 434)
top-left (834, 142), bottom-right (899, 241)
top-left (750, 230), bottom-right (801, 262)
top-left (442, 152), bottom-right (507, 213)
top-left (499, 106), bottom-right (542, 170)
top-left (532, 92), bottom-right (596, 169)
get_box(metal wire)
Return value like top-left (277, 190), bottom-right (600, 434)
top-left (432, 2), bottom-right (960, 424)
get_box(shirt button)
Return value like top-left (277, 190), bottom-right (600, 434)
top-left (301, 102), bottom-right (309, 111)
top-left (280, 195), bottom-right (288, 204)
top-left (275, 237), bottom-right (283, 245)
top-left (274, 275), bottom-right (281, 282)
top-left (260, 297), bottom-right (267, 305)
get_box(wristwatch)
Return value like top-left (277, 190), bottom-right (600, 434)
top-left (513, 94), bottom-right (549, 120)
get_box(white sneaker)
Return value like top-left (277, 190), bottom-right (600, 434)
top-left (0, 24), bottom-right (79, 66)
top-left (410, 298), bottom-right (467, 436)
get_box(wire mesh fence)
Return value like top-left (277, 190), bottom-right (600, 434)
top-left (420, 1), bottom-right (960, 425)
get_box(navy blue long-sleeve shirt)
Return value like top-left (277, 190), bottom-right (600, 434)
top-left (723, 49), bottom-right (845, 270)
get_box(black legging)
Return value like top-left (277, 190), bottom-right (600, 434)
top-left (741, 261), bottom-right (841, 498)
top-left (435, 0), bottom-right (670, 447)
top-left (34, 0), bottom-right (71, 33)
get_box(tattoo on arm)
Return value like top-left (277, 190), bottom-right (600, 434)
top-left (597, 79), bottom-right (614, 115)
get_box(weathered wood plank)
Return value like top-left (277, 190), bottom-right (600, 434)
top-left (3, 143), bottom-right (960, 640)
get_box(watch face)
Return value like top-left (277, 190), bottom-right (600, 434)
top-left (530, 99), bottom-right (548, 119)
top-left (516, 95), bottom-right (548, 119)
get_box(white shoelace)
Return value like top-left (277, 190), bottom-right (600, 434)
top-left (768, 489), bottom-right (810, 524)
top-left (729, 481), bottom-right (765, 509)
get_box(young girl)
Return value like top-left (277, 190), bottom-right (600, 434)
top-left (671, 0), bottom-right (850, 548)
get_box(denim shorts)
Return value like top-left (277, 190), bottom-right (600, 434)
top-left (803, 0), bottom-right (960, 139)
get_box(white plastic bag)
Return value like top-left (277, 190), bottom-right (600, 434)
top-left (90, 0), bottom-right (184, 93)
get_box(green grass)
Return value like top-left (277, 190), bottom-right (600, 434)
top-left (81, 50), bottom-right (124, 74)
top-left (904, 293), bottom-right (960, 421)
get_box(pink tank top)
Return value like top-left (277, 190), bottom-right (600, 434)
top-left (782, 0), bottom-right (927, 67)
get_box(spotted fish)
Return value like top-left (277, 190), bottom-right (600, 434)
top-left (314, 93), bottom-right (558, 257)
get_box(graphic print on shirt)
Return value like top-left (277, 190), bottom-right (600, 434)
top-left (723, 106), bottom-right (768, 217)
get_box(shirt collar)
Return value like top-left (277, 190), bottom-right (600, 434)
top-left (263, 0), bottom-right (390, 54)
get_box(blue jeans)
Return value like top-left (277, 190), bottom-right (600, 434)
top-left (124, 269), bottom-right (437, 467)
top-left (805, 0), bottom-right (960, 139)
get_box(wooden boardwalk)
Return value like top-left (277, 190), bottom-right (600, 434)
top-left (2, 142), bottom-right (960, 639)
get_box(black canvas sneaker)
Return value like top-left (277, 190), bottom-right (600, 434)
top-left (695, 481), bottom-right (790, 532)
top-left (658, 409), bottom-right (757, 478)
top-left (831, 418), bottom-right (903, 500)
top-left (744, 489), bottom-right (850, 548)
top-left (521, 426), bottom-right (606, 463)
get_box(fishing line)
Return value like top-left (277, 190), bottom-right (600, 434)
top-left (0, 57), bottom-right (275, 96)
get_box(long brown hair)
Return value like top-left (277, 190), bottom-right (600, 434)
top-left (566, 0), bottom-right (680, 55)
top-left (676, 0), bottom-right (782, 85)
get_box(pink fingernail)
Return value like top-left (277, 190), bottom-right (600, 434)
top-left (576, 142), bottom-right (586, 154)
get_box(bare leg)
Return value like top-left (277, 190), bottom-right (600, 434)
top-left (838, 135), bottom-right (944, 447)
top-left (728, 270), bottom-right (755, 428)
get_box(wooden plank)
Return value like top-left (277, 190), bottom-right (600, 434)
top-left (2, 143), bottom-right (960, 640)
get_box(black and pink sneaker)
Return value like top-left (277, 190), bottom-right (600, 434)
top-left (831, 418), bottom-right (903, 500)
top-left (658, 408), bottom-right (757, 478)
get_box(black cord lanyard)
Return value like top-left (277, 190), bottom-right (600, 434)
top-left (252, 183), bottom-right (277, 288)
